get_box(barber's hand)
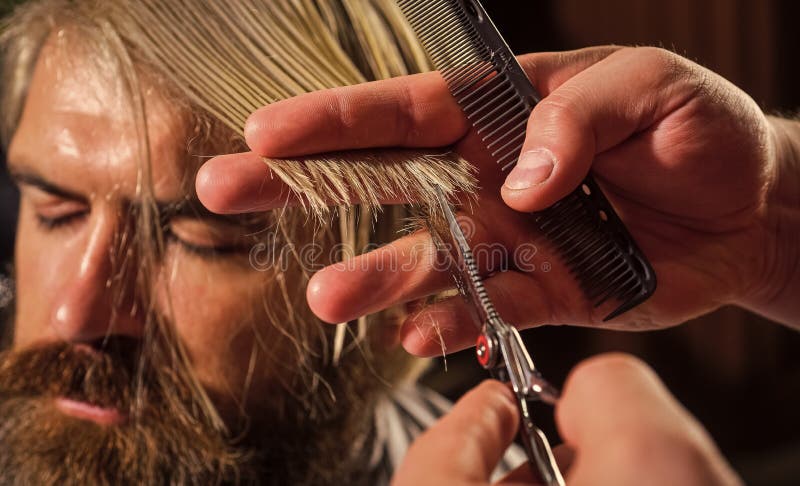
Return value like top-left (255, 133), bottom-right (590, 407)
top-left (197, 46), bottom-right (795, 351)
top-left (391, 354), bottom-right (742, 486)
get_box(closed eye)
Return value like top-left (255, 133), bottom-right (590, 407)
top-left (36, 210), bottom-right (89, 230)
top-left (164, 217), bottom-right (253, 258)
top-left (164, 228), bottom-right (250, 257)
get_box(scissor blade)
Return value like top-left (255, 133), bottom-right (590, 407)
top-left (435, 186), bottom-right (498, 327)
top-left (434, 190), bottom-right (564, 486)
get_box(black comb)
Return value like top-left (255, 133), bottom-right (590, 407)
top-left (397, 0), bottom-right (656, 320)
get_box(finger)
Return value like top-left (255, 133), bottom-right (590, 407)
top-left (306, 211), bottom-right (507, 324)
top-left (399, 270), bottom-right (590, 357)
top-left (196, 151), bottom-right (413, 214)
top-left (517, 46), bottom-right (622, 96)
top-left (246, 72), bottom-right (469, 157)
top-left (503, 47), bottom-right (698, 212)
top-left (391, 380), bottom-right (519, 486)
top-left (495, 463), bottom-right (538, 486)
top-left (246, 47), bottom-right (622, 159)
top-left (556, 353), bottom-right (696, 447)
top-left (196, 152), bottom-right (290, 214)
top-left (552, 444), bottom-right (576, 475)
top-left (495, 444), bottom-right (574, 485)
top-left (401, 271), bottom-right (554, 356)
top-left (555, 354), bottom-right (740, 486)
top-left (307, 231), bottom-right (452, 324)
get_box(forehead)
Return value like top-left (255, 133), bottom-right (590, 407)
top-left (7, 30), bottom-right (192, 200)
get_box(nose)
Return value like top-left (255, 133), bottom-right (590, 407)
top-left (50, 212), bottom-right (142, 343)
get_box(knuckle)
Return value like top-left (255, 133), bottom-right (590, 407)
top-left (625, 46), bottom-right (693, 86)
top-left (616, 46), bottom-right (729, 118)
top-left (393, 82), bottom-right (418, 146)
top-left (634, 46), bottom-right (680, 70)
top-left (459, 407), bottom-right (503, 449)
top-left (394, 84), bottom-right (416, 145)
top-left (331, 90), bottom-right (359, 132)
top-left (410, 410), bottom-right (493, 460)
top-left (463, 380), bottom-right (517, 432)
top-left (532, 84), bottom-right (588, 129)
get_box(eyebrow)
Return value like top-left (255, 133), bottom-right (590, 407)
top-left (9, 165), bottom-right (244, 226)
top-left (8, 167), bottom-right (86, 202)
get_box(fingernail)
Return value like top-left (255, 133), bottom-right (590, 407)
top-left (504, 149), bottom-right (555, 190)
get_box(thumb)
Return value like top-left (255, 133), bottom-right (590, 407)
top-left (555, 353), bottom-right (742, 486)
top-left (502, 47), bottom-right (692, 212)
top-left (391, 380), bottom-right (519, 486)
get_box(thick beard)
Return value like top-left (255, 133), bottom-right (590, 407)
top-left (0, 336), bottom-right (382, 485)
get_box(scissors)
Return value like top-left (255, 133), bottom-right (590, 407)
top-left (434, 187), bottom-right (565, 486)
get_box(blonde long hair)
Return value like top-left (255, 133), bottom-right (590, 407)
top-left (0, 0), bottom-right (472, 439)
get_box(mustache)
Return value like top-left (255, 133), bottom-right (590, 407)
top-left (0, 337), bottom-right (144, 411)
top-left (0, 337), bottom-right (259, 485)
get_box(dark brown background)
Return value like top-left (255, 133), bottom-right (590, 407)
top-left (421, 3), bottom-right (800, 486)
top-left (1, 1), bottom-right (799, 484)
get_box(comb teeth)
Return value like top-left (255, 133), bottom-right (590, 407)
top-left (399, 0), bottom-right (656, 320)
top-left (398, 0), bottom-right (534, 170)
top-left (536, 179), bottom-right (655, 320)
top-left (538, 179), bottom-right (656, 320)
top-left (398, 0), bottom-right (485, 67)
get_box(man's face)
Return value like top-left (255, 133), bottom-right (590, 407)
top-left (6, 34), bottom-right (281, 423)
top-left (0, 31), bottom-right (344, 485)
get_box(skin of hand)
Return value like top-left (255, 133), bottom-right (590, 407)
top-left (196, 46), bottom-right (800, 355)
top-left (390, 354), bottom-right (743, 486)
